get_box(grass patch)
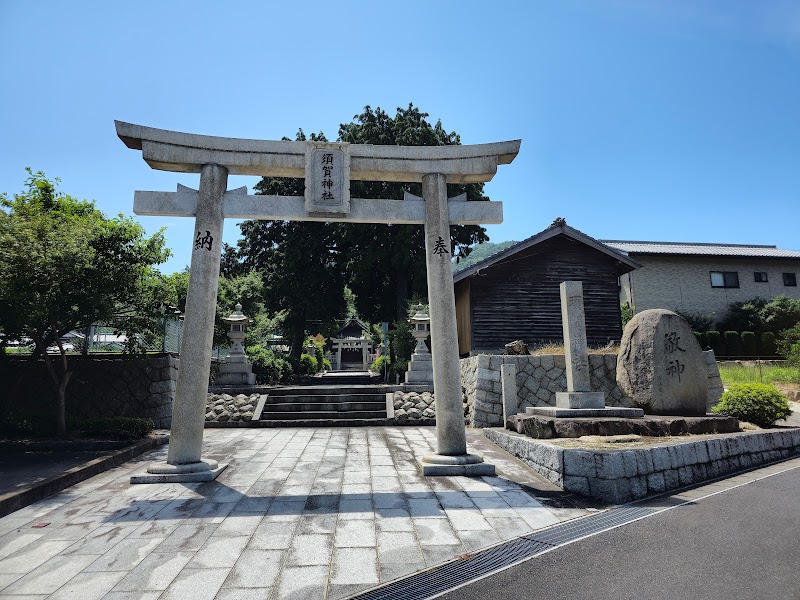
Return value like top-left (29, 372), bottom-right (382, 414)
top-left (718, 363), bottom-right (800, 386)
top-left (530, 343), bottom-right (619, 356)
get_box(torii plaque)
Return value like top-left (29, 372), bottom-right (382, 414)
top-left (117, 121), bottom-right (520, 482)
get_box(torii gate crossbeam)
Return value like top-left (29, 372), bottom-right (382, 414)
top-left (117, 121), bottom-right (520, 482)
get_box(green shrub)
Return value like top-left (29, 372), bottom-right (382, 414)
top-left (777, 323), bottom-right (800, 358)
top-left (706, 331), bottom-right (723, 356)
top-left (675, 310), bottom-right (713, 332)
top-left (389, 358), bottom-right (408, 378)
top-left (322, 358), bottom-right (331, 371)
top-left (712, 383), bottom-right (792, 427)
top-left (82, 417), bottom-right (154, 440)
top-left (723, 331), bottom-right (741, 357)
top-left (371, 355), bottom-right (389, 371)
top-left (246, 345), bottom-right (293, 384)
top-left (786, 342), bottom-right (800, 368)
top-left (621, 302), bottom-right (634, 329)
top-left (761, 331), bottom-right (777, 356)
top-left (299, 353), bottom-right (318, 375)
top-left (693, 331), bottom-right (706, 349)
top-left (740, 331), bottom-right (757, 356)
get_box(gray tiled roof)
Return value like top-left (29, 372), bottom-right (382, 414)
top-left (601, 240), bottom-right (800, 259)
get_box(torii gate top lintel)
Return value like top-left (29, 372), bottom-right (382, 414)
top-left (115, 120), bottom-right (520, 184)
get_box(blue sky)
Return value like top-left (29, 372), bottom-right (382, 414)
top-left (1, 1), bottom-right (798, 274)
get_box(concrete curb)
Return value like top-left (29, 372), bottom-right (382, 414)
top-left (0, 433), bottom-right (169, 518)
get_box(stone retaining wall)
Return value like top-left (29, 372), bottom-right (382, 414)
top-left (3, 354), bottom-right (177, 428)
top-left (461, 351), bottom-right (723, 428)
top-left (485, 427), bottom-right (800, 504)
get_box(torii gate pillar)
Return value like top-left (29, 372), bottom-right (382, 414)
top-left (420, 173), bottom-right (492, 474)
top-left (117, 121), bottom-right (519, 482)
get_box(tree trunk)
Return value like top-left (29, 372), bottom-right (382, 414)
top-left (289, 308), bottom-right (307, 363)
top-left (395, 269), bottom-right (408, 321)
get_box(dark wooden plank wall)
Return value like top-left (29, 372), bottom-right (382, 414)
top-left (467, 235), bottom-right (624, 351)
top-left (455, 279), bottom-right (471, 355)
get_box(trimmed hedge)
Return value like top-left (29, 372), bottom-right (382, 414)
top-left (740, 331), bottom-right (757, 356)
top-left (706, 331), bottom-right (723, 356)
top-left (82, 417), bottom-right (154, 440)
top-left (712, 383), bottom-right (791, 427)
top-left (723, 331), bottom-right (741, 357)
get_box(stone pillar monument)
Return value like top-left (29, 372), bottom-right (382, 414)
top-left (527, 281), bottom-right (643, 419)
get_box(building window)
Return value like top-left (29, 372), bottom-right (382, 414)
top-left (710, 271), bottom-right (739, 288)
top-left (784, 273), bottom-right (797, 287)
top-left (754, 272), bottom-right (768, 283)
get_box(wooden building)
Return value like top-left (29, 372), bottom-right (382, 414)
top-left (454, 222), bottom-right (640, 355)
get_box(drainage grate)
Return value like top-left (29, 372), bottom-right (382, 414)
top-left (351, 537), bottom-right (554, 600)
top-left (526, 505), bottom-right (655, 546)
top-left (350, 506), bottom-right (656, 600)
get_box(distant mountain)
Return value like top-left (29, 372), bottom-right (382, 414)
top-left (453, 240), bottom-right (520, 273)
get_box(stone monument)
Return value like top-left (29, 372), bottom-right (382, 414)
top-left (215, 303), bottom-right (256, 386)
top-left (117, 121), bottom-right (519, 480)
top-left (528, 281), bottom-right (643, 418)
top-left (617, 309), bottom-right (708, 415)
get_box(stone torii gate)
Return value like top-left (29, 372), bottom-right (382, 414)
top-left (116, 121), bottom-right (520, 482)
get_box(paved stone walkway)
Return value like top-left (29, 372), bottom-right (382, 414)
top-left (0, 427), bottom-right (590, 600)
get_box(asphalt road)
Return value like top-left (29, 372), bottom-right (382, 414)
top-left (441, 464), bottom-right (800, 600)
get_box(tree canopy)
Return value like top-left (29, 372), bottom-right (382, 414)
top-left (224, 104), bottom-right (493, 346)
top-left (0, 169), bottom-right (170, 434)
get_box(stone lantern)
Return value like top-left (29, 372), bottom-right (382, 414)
top-left (404, 304), bottom-right (433, 385)
top-left (215, 303), bottom-right (256, 386)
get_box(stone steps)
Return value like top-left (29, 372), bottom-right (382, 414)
top-left (256, 385), bottom-right (391, 426)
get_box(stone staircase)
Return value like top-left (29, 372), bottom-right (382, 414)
top-left (254, 385), bottom-right (391, 427)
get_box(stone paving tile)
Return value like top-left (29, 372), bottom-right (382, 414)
top-left (155, 521), bottom-right (219, 552)
top-left (0, 427), bottom-right (593, 600)
top-left (0, 532), bottom-right (44, 561)
top-left (49, 570), bottom-right (128, 600)
top-left (414, 517), bottom-right (461, 546)
top-left (375, 509), bottom-right (414, 532)
top-left (105, 592), bottom-right (163, 600)
top-left (84, 536), bottom-right (163, 571)
top-left (334, 517), bottom-right (376, 547)
top-left (444, 508), bottom-right (493, 531)
top-left (2, 554), bottom-right (97, 595)
top-left (187, 535), bottom-right (250, 569)
top-left (111, 552), bottom-right (194, 592)
top-left (0, 572), bottom-right (23, 592)
top-left (215, 587), bottom-right (273, 600)
top-left (275, 565), bottom-right (328, 600)
top-left (160, 567), bottom-right (231, 600)
top-left (225, 549), bottom-right (282, 588)
top-left (286, 533), bottom-right (333, 566)
top-left (421, 543), bottom-right (465, 567)
top-left (330, 547), bottom-right (379, 585)
top-left (0, 539), bottom-right (74, 573)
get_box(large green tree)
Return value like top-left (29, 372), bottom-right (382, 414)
top-left (337, 104), bottom-right (490, 322)
top-left (226, 104), bottom-right (492, 338)
top-left (222, 129), bottom-right (347, 360)
top-left (0, 170), bottom-right (169, 435)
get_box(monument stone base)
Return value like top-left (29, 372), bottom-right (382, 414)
top-left (528, 406), bottom-right (645, 418)
top-left (419, 453), bottom-right (496, 476)
top-left (556, 391), bottom-right (606, 409)
top-left (130, 459), bottom-right (228, 484)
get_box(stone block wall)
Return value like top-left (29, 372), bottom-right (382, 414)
top-left (3, 354), bottom-right (178, 428)
top-left (461, 351), bottom-right (723, 428)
